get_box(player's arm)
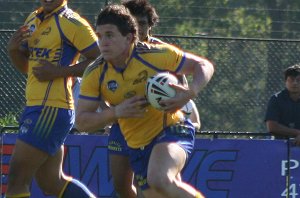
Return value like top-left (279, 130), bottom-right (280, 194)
top-left (7, 25), bottom-right (30, 74)
top-left (76, 96), bottom-right (147, 132)
top-left (180, 53), bottom-right (214, 98)
top-left (32, 46), bottom-right (100, 81)
top-left (162, 53), bottom-right (214, 112)
top-left (75, 98), bottom-right (116, 132)
top-left (54, 47), bottom-right (101, 77)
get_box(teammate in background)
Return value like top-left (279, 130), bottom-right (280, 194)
top-left (107, 1), bottom-right (201, 197)
top-left (122, 0), bottom-right (161, 43)
top-left (265, 64), bottom-right (300, 145)
top-left (6, 0), bottom-right (99, 197)
top-left (180, 75), bottom-right (201, 129)
top-left (76, 4), bottom-right (213, 198)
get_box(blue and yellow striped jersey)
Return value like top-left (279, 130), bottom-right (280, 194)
top-left (24, 1), bottom-right (98, 109)
top-left (80, 42), bottom-right (186, 148)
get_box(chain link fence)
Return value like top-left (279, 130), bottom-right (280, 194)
top-left (0, 31), bottom-right (26, 121)
top-left (1, 30), bottom-right (300, 132)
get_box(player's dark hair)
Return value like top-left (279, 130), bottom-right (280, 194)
top-left (284, 64), bottom-right (300, 80)
top-left (96, 4), bottom-right (138, 43)
top-left (122, 0), bottom-right (159, 27)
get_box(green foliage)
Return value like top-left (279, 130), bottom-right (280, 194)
top-left (0, 114), bottom-right (18, 128)
top-left (150, 0), bottom-right (300, 39)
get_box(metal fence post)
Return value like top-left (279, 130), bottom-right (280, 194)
top-left (286, 138), bottom-right (291, 198)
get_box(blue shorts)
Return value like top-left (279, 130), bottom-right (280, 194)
top-left (108, 123), bottom-right (129, 156)
top-left (129, 119), bottom-right (195, 190)
top-left (18, 106), bottom-right (74, 155)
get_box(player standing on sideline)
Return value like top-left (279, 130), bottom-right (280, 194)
top-left (76, 4), bottom-right (213, 198)
top-left (6, 0), bottom-right (100, 197)
top-left (265, 64), bottom-right (300, 144)
top-left (108, 1), bottom-right (201, 197)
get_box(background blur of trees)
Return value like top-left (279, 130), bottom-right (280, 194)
top-left (1, 0), bottom-right (300, 132)
top-left (2, 0), bottom-right (300, 39)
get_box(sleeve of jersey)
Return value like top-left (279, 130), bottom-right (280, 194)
top-left (161, 44), bottom-right (186, 72)
top-left (79, 67), bottom-right (101, 101)
top-left (62, 16), bottom-right (98, 53)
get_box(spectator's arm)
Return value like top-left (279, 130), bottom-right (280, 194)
top-left (266, 120), bottom-right (300, 137)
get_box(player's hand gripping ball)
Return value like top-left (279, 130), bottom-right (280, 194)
top-left (145, 72), bottom-right (178, 110)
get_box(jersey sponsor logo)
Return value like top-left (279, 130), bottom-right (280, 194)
top-left (29, 47), bottom-right (52, 58)
top-left (53, 48), bottom-right (62, 62)
top-left (20, 119), bottom-right (31, 134)
top-left (107, 80), bottom-right (118, 92)
top-left (124, 91), bottom-right (136, 99)
top-left (108, 141), bottom-right (123, 152)
top-left (33, 38), bottom-right (40, 45)
top-left (41, 27), bottom-right (51, 35)
top-left (24, 118), bottom-right (32, 124)
top-left (133, 70), bottom-right (148, 85)
top-left (135, 174), bottom-right (147, 187)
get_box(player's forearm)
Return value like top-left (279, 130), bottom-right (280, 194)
top-left (8, 49), bottom-right (28, 74)
top-left (267, 121), bottom-right (300, 137)
top-left (76, 108), bottom-right (117, 132)
top-left (57, 58), bottom-right (95, 78)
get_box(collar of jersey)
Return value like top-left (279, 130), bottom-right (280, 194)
top-left (111, 43), bottom-right (135, 73)
top-left (36, 1), bottom-right (68, 21)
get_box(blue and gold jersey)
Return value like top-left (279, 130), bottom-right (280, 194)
top-left (23, 1), bottom-right (98, 109)
top-left (80, 42), bottom-right (187, 148)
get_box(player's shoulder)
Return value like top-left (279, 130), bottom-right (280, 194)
top-left (24, 8), bottom-right (42, 24)
top-left (84, 56), bottom-right (105, 76)
top-left (148, 36), bottom-right (165, 44)
top-left (135, 41), bottom-right (175, 54)
top-left (59, 7), bottom-right (91, 27)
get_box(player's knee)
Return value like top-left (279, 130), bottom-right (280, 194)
top-left (36, 180), bottom-right (60, 196)
top-left (7, 169), bottom-right (31, 187)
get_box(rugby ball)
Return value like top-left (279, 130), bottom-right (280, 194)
top-left (145, 72), bottom-right (178, 110)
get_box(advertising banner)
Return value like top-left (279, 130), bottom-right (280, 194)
top-left (1, 134), bottom-right (299, 198)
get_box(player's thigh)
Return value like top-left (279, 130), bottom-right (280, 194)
top-left (147, 142), bottom-right (186, 181)
top-left (110, 154), bottom-right (134, 186)
top-left (8, 139), bottom-right (48, 184)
